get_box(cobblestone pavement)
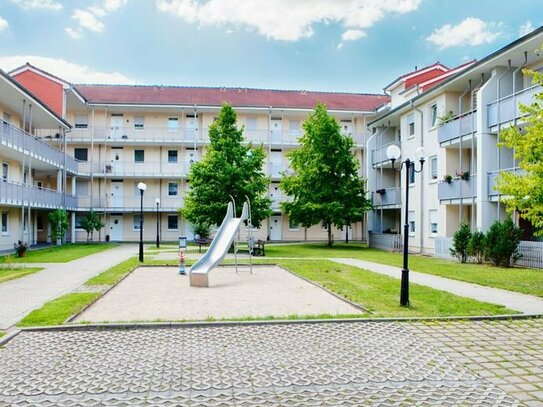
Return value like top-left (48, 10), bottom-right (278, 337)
top-left (1, 319), bottom-right (541, 406)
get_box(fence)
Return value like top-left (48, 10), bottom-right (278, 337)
top-left (434, 236), bottom-right (543, 269)
top-left (368, 233), bottom-right (402, 252)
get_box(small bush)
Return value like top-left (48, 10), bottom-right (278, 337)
top-left (468, 231), bottom-right (485, 264)
top-left (450, 223), bottom-right (472, 263)
top-left (484, 217), bottom-right (522, 267)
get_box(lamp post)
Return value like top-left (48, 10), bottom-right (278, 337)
top-left (155, 198), bottom-right (160, 249)
top-left (138, 182), bottom-right (147, 262)
top-left (386, 145), bottom-right (425, 307)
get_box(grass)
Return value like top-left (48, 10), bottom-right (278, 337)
top-left (86, 257), bottom-right (141, 286)
top-left (0, 243), bottom-right (119, 264)
top-left (17, 293), bottom-right (100, 327)
top-left (265, 243), bottom-right (543, 297)
top-left (0, 266), bottom-right (43, 284)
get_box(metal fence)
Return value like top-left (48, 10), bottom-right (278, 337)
top-left (368, 232), bottom-right (403, 252)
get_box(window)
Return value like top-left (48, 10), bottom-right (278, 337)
top-left (429, 104), bottom-right (438, 128)
top-left (37, 216), bottom-right (43, 231)
top-left (289, 120), bottom-right (300, 136)
top-left (76, 180), bottom-right (89, 196)
top-left (167, 215), bottom-right (179, 230)
top-left (2, 162), bottom-right (8, 182)
top-left (133, 214), bottom-right (143, 231)
top-left (74, 114), bottom-right (88, 129)
top-left (134, 150), bottom-right (144, 163)
top-left (134, 116), bottom-right (145, 130)
top-left (168, 182), bottom-right (178, 196)
top-left (430, 156), bottom-right (438, 181)
top-left (167, 117), bottom-right (179, 132)
top-left (429, 210), bottom-right (438, 235)
top-left (75, 214), bottom-right (86, 230)
top-left (407, 113), bottom-right (415, 137)
top-left (341, 120), bottom-right (352, 135)
top-left (289, 217), bottom-right (300, 231)
top-left (409, 165), bottom-right (415, 184)
top-left (408, 211), bottom-right (415, 235)
top-left (246, 117), bottom-right (257, 132)
top-left (1, 212), bottom-right (8, 234)
top-left (168, 150), bottom-right (178, 163)
top-left (74, 148), bottom-right (88, 161)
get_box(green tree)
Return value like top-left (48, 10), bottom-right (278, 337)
top-left (80, 211), bottom-right (105, 243)
top-left (484, 217), bottom-right (522, 267)
top-left (450, 222), bottom-right (471, 263)
top-left (48, 209), bottom-right (68, 245)
top-left (280, 103), bottom-right (372, 246)
top-left (497, 67), bottom-right (543, 236)
top-left (467, 230), bottom-right (485, 264)
top-left (182, 103), bottom-right (271, 229)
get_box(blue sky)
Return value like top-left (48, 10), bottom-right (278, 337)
top-left (0, 0), bottom-right (542, 93)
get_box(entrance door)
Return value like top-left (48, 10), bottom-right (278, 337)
top-left (110, 181), bottom-right (123, 209)
top-left (269, 151), bottom-right (283, 178)
top-left (110, 215), bottom-right (123, 241)
top-left (185, 114), bottom-right (198, 142)
top-left (110, 115), bottom-right (124, 140)
top-left (110, 148), bottom-right (123, 174)
top-left (270, 118), bottom-right (282, 144)
top-left (269, 215), bottom-right (282, 241)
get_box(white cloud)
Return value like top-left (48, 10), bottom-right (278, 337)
top-left (72, 10), bottom-right (105, 33)
top-left (66, 0), bottom-right (128, 39)
top-left (519, 20), bottom-right (535, 37)
top-left (0, 55), bottom-right (137, 84)
top-left (0, 16), bottom-right (8, 32)
top-left (341, 29), bottom-right (366, 42)
top-left (156, 0), bottom-right (421, 41)
top-left (426, 17), bottom-right (502, 49)
top-left (65, 27), bottom-right (83, 39)
top-left (9, 0), bottom-right (63, 11)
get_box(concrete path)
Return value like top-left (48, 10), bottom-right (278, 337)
top-left (0, 244), bottom-right (137, 329)
top-left (332, 258), bottom-right (543, 314)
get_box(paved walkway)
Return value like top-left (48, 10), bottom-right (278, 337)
top-left (0, 244), bottom-right (137, 329)
top-left (331, 258), bottom-right (543, 314)
top-left (1, 318), bottom-right (542, 405)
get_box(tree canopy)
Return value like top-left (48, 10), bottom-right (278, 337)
top-left (497, 67), bottom-right (543, 236)
top-left (280, 102), bottom-right (372, 245)
top-left (181, 103), bottom-right (271, 229)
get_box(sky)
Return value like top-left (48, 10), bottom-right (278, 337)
top-left (0, 0), bottom-right (541, 94)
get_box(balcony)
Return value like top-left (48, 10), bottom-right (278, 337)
top-left (78, 161), bottom-right (189, 178)
top-left (373, 187), bottom-right (401, 207)
top-left (270, 194), bottom-right (292, 210)
top-left (0, 181), bottom-right (77, 210)
top-left (487, 167), bottom-right (525, 199)
top-left (371, 141), bottom-right (399, 166)
top-left (438, 175), bottom-right (477, 202)
top-left (438, 110), bottom-right (476, 145)
top-left (487, 85), bottom-right (542, 129)
top-left (77, 195), bottom-right (183, 211)
top-left (1, 119), bottom-right (79, 174)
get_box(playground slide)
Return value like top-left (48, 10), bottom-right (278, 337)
top-left (189, 201), bottom-right (248, 287)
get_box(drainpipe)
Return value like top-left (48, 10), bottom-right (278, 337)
top-left (457, 83), bottom-right (471, 226)
top-left (512, 52), bottom-right (528, 170)
top-left (21, 99), bottom-right (26, 242)
top-left (91, 108), bottom-right (95, 211)
top-left (410, 100), bottom-right (424, 253)
top-left (470, 76), bottom-right (482, 229)
top-left (496, 59), bottom-right (512, 220)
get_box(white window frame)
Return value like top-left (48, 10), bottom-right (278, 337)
top-left (2, 162), bottom-right (8, 182)
top-left (75, 214), bottom-right (86, 230)
top-left (167, 214), bottom-right (179, 231)
top-left (168, 182), bottom-right (178, 197)
top-left (429, 156), bottom-right (438, 182)
top-left (407, 113), bottom-right (415, 137)
top-left (1, 212), bottom-right (8, 235)
top-left (429, 210), bottom-right (438, 236)
top-left (288, 217), bottom-right (300, 231)
top-left (133, 214), bottom-right (143, 231)
top-left (429, 104), bottom-right (438, 128)
top-left (134, 149), bottom-right (145, 164)
top-left (168, 150), bottom-right (178, 164)
top-left (74, 148), bottom-right (88, 162)
top-left (167, 117), bottom-right (179, 132)
top-left (408, 211), bottom-right (415, 236)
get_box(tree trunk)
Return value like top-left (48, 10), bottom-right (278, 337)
top-left (345, 225), bottom-right (349, 244)
top-left (327, 223), bottom-right (332, 246)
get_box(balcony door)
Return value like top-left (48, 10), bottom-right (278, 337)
top-left (110, 181), bottom-right (124, 209)
top-left (185, 148), bottom-right (199, 172)
top-left (269, 183), bottom-right (281, 209)
top-left (185, 114), bottom-right (198, 142)
top-left (109, 147), bottom-right (123, 174)
top-left (109, 215), bottom-right (123, 241)
top-left (270, 118), bottom-right (282, 144)
top-left (110, 114), bottom-right (124, 140)
top-left (269, 150), bottom-right (283, 178)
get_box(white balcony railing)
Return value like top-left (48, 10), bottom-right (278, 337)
top-left (368, 232), bottom-right (402, 252)
top-left (77, 195), bottom-right (183, 211)
top-left (1, 119), bottom-right (79, 174)
top-left (438, 110), bottom-right (476, 145)
top-left (487, 85), bottom-right (542, 128)
top-left (0, 181), bottom-right (77, 210)
top-left (438, 175), bottom-right (477, 201)
top-left (373, 187), bottom-right (401, 207)
top-left (487, 167), bottom-right (525, 197)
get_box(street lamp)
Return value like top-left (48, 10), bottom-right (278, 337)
top-left (138, 182), bottom-right (147, 262)
top-left (155, 198), bottom-right (160, 248)
top-left (386, 145), bottom-right (425, 307)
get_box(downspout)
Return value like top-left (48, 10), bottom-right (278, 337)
top-left (411, 100), bottom-right (424, 253)
top-left (511, 52), bottom-right (528, 171)
top-left (27, 104), bottom-right (32, 245)
top-left (457, 83), bottom-right (471, 226)
top-left (470, 76), bottom-right (481, 229)
top-left (91, 107), bottom-right (95, 211)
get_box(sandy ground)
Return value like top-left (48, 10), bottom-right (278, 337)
top-left (74, 266), bottom-right (362, 322)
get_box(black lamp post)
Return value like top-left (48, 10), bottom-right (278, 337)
top-left (387, 145), bottom-right (425, 307)
top-left (138, 182), bottom-right (147, 262)
top-left (155, 198), bottom-right (160, 248)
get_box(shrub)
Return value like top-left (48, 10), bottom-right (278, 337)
top-left (193, 222), bottom-right (211, 239)
top-left (48, 209), bottom-right (68, 244)
top-left (484, 217), bottom-right (522, 267)
top-left (80, 211), bottom-right (105, 243)
top-left (467, 231), bottom-right (485, 264)
top-left (450, 223), bottom-right (472, 263)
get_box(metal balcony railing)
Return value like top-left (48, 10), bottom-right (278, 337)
top-left (438, 110), bottom-right (476, 144)
top-left (487, 85), bottom-right (542, 128)
top-left (77, 161), bottom-right (190, 177)
top-left (371, 141), bottom-right (399, 166)
top-left (0, 181), bottom-right (77, 210)
top-left (438, 175), bottom-right (477, 201)
top-left (77, 195), bottom-right (184, 211)
top-left (373, 187), bottom-right (401, 207)
top-left (487, 167), bottom-right (525, 197)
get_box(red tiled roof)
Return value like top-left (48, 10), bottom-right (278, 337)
top-left (74, 85), bottom-right (389, 111)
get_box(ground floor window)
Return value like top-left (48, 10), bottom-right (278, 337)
top-left (429, 210), bottom-right (438, 235)
top-left (133, 214), bottom-right (142, 231)
top-left (408, 211), bottom-right (415, 235)
top-left (1, 212), bottom-right (8, 234)
top-left (288, 217), bottom-right (300, 231)
top-left (167, 215), bottom-right (179, 230)
top-left (75, 214), bottom-right (86, 230)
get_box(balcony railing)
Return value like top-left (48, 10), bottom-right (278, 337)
top-left (373, 187), bottom-right (401, 207)
top-left (487, 167), bottom-right (525, 197)
top-left (437, 110), bottom-right (476, 144)
top-left (438, 175), bottom-right (477, 201)
top-left (77, 195), bottom-right (184, 211)
top-left (371, 141), bottom-right (399, 166)
top-left (1, 119), bottom-right (79, 174)
top-left (78, 161), bottom-right (190, 177)
top-left (0, 181), bottom-right (77, 210)
top-left (487, 85), bottom-right (542, 128)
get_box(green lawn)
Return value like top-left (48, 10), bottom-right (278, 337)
top-left (86, 257), bottom-right (141, 286)
top-left (265, 243), bottom-right (543, 297)
top-left (17, 293), bottom-right (100, 327)
top-left (0, 243), bottom-right (119, 263)
top-left (0, 266), bottom-right (43, 284)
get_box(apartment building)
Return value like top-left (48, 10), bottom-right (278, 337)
top-left (367, 27), bottom-right (543, 254)
top-left (0, 69), bottom-right (74, 251)
top-left (9, 64), bottom-right (388, 244)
